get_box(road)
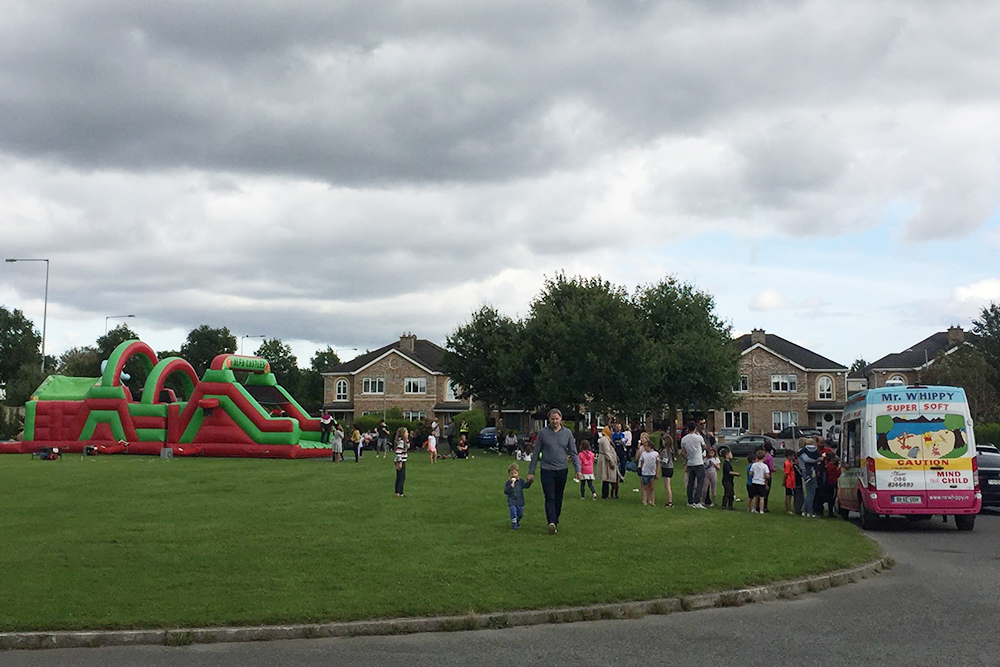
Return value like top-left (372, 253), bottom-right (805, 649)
top-left (3, 511), bottom-right (998, 666)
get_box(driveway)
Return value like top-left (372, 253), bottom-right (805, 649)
top-left (3, 511), bottom-right (998, 667)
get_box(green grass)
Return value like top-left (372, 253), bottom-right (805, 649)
top-left (0, 453), bottom-right (879, 632)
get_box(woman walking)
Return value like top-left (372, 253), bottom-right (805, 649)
top-left (330, 421), bottom-right (344, 462)
top-left (596, 432), bottom-right (621, 499)
top-left (394, 427), bottom-right (409, 497)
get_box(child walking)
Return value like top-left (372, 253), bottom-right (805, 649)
top-left (393, 427), bottom-right (408, 497)
top-left (638, 434), bottom-right (659, 506)
top-left (720, 447), bottom-right (739, 510)
top-left (745, 453), bottom-right (755, 512)
top-left (578, 440), bottom-right (597, 500)
top-left (749, 450), bottom-right (770, 514)
top-left (504, 462), bottom-right (532, 529)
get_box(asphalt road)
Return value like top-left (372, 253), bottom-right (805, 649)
top-left (3, 510), bottom-right (998, 667)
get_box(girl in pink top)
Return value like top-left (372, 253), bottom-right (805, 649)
top-left (578, 440), bottom-right (597, 500)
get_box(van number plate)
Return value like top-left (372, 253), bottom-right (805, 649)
top-left (891, 495), bottom-right (922, 504)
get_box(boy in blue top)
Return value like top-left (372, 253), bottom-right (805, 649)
top-left (504, 462), bottom-right (533, 530)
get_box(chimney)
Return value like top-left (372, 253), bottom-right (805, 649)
top-left (751, 328), bottom-right (766, 345)
top-left (399, 333), bottom-right (416, 354)
top-left (948, 326), bottom-right (964, 345)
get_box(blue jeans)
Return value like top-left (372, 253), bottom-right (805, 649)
top-left (508, 505), bottom-right (523, 528)
top-left (803, 477), bottom-right (817, 514)
top-left (687, 464), bottom-right (706, 505)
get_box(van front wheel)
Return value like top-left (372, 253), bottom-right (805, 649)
top-left (859, 497), bottom-right (878, 530)
top-left (954, 515), bottom-right (976, 531)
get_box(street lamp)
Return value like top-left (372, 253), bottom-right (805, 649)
top-left (105, 314), bottom-right (135, 334)
top-left (241, 335), bottom-right (265, 355)
top-left (5, 258), bottom-right (49, 374)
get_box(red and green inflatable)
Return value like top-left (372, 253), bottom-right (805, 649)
top-left (2, 340), bottom-right (330, 458)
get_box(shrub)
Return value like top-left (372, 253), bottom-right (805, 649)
top-left (975, 423), bottom-right (1000, 447)
top-left (351, 415), bottom-right (420, 439)
top-left (452, 409), bottom-right (486, 446)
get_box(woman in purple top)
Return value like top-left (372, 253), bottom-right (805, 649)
top-left (762, 444), bottom-right (775, 512)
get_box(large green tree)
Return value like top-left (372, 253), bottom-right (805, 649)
top-left (920, 346), bottom-right (1000, 424)
top-left (973, 302), bottom-right (1000, 396)
top-left (255, 338), bottom-right (299, 389)
top-left (57, 346), bottom-right (101, 377)
top-left (523, 273), bottom-right (652, 423)
top-left (95, 324), bottom-right (148, 389)
top-left (180, 325), bottom-right (238, 376)
top-left (0, 306), bottom-right (42, 397)
top-left (635, 277), bottom-right (739, 431)
top-left (443, 305), bottom-right (528, 417)
top-left (295, 347), bottom-right (343, 416)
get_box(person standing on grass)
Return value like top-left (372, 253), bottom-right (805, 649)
top-left (331, 421), bottom-right (345, 462)
top-left (783, 449), bottom-right (797, 514)
top-left (377, 420), bottom-right (390, 458)
top-left (578, 440), bottom-right (597, 500)
top-left (659, 430), bottom-right (676, 507)
top-left (798, 437), bottom-right (821, 517)
top-left (749, 450), bottom-right (770, 514)
top-left (703, 446), bottom-right (720, 507)
top-left (527, 408), bottom-right (581, 534)
top-left (680, 420), bottom-right (707, 508)
top-left (504, 462), bottom-right (532, 529)
top-left (638, 434), bottom-right (659, 506)
top-left (351, 426), bottom-right (362, 462)
top-left (762, 443), bottom-right (775, 512)
top-left (320, 410), bottom-right (334, 444)
top-left (596, 431), bottom-right (620, 499)
top-left (720, 447), bottom-right (738, 510)
top-left (394, 427), bottom-right (409, 497)
top-left (426, 431), bottom-right (438, 464)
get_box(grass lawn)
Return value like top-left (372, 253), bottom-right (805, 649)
top-left (0, 452), bottom-right (879, 632)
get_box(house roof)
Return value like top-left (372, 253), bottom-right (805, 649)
top-left (864, 331), bottom-right (976, 372)
top-left (734, 333), bottom-right (846, 371)
top-left (326, 338), bottom-right (448, 375)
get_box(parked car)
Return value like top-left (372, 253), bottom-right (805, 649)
top-left (727, 434), bottom-right (778, 458)
top-left (825, 424), bottom-right (842, 447)
top-left (977, 443), bottom-right (1000, 509)
top-left (716, 427), bottom-right (745, 444)
top-left (477, 427), bottom-right (498, 448)
top-left (774, 426), bottom-right (820, 449)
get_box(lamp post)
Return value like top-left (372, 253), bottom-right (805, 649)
top-left (105, 314), bottom-right (135, 334)
top-left (5, 258), bottom-right (49, 374)
top-left (241, 335), bottom-right (265, 355)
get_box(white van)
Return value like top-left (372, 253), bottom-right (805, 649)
top-left (836, 383), bottom-right (981, 530)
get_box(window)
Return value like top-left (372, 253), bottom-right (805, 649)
top-left (362, 377), bottom-right (384, 394)
top-left (362, 410), bottom-right (382, 416)
top-left (446, 381), bottom-right (459, 402)
top-left (402, 410), bottom-right (426, 421)
top-left (771, 374), bottom-right (797, 393)
top-left (817, 376), bottom-right (833, 400)
top-left (404, 377), bottom-right (426, 394)
top-left (724, 411), bottom-right (750, 430)
top-left (845, 420), bottom-right (860, 467)
top-left (335, 379), bottom-right (348, 401)
top-left (771, 411), bottom-right (798, 431)
top-left (888, 375), bottom-right (906, 385)
top-left (734, 375), bottom-right (749, 392)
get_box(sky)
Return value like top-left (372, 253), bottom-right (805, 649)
top-left (2, 0), bottom-right (999, 370)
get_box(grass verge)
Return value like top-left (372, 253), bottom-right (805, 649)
top-left (0, 452), bottom-right (879, 631)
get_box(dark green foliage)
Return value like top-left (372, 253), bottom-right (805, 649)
top-left (4, 362), bottom-right (46, 407)
top-left (444, 306), bottom-right (527, 414)
top-left (254, 338), bottom-right (299, 390)
top-left (179, 325), bottom-right (238, 376)
top-left (57, 346), bottom-right (101, 377)
top-left (850, 358), bottom-right (868, 375)
top-left (0, 306), bottom-right (42, 396)
top-left (975, 423), bottom-right (1000, 447)
top-left (920, 346), bottom-right (1000, 424)
top-left (310, 346), bottom-right (341, 373)
top-left (0, 407), bottom-right (23, 439)
top-left (451, 409), bottom-right (486, 443)
top-left (973, 302), bottom-right (1000, 397)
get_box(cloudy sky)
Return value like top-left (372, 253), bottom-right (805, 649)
top-left (2, 0), bottom-right (999, 369)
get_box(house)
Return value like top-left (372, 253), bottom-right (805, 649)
top-left (863, 326), bottom-right (972, 389)
top-left (715, 329), bottom-right (848, 435)
top-left (322, 334), bottom-right (469, 423)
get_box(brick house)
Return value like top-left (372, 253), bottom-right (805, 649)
top-left (714, 329), bottom-right (848, 435)
top-left (321, 334), bottom-right (469, 423)
top-left (863, 326), bottom-right (972, 389)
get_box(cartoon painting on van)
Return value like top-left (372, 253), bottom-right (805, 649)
top-left (875, 413), bottom-right (968, 459)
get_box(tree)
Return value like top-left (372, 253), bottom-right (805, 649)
top-left (635, 277), bottom-right (739, 433)
top-left (849, 358), bottom-right (868, 375)
top-left (179, 325), bottom-right (238, 376)
top-left (310, 346), bottom-right (342, 373)
top-left (57, 346), bottom-right (101, 377)
top-left (523, 274), bottom-right (652, 426)
top-left (919, 346), bottom-right (1000, 424)
top-left (255, 338), bottom-right (299, 389)
top-left (4, 362), bottom-right (45, 407)
top-left (96, 324), bottom-right (139, 360)
top-left (294, 347), bottom-right (343, 416)
top-left (973, 302), bottom-right (1000, 395)
top-left (443, 306), bottom-right (527, 418)
top-left (0, 306), bottom-right (42, 397)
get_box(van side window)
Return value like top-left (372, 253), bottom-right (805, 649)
top-left (845, 421), bottom-right (860, 467)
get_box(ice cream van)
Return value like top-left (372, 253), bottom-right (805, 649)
top-left (836, 383), bottom-right (981, 531)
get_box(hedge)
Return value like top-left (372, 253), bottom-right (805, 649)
top-left (451, 409), bottom-right (486, 446)
top-left (975, 423), bottom-right (1000, 447)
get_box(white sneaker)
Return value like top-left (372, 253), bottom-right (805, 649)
top-left (693, 503), bottom-right (706, 509)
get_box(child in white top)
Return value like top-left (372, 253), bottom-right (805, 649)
top-left (637, 434), bottom-right (659, 506)
top-left (749, 450), bottom-right (771, 514)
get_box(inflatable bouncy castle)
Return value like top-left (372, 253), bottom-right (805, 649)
top-left (1, 340), bottom-right (331, 458)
